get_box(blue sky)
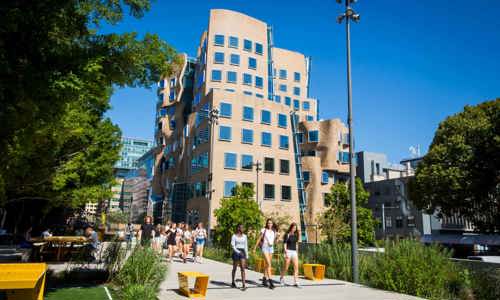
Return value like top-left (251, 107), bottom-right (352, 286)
top-left (105, 0), bottom-right (500, 163)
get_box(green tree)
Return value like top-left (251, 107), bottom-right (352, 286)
top-left (0, 1), bottom-right (179, 214)
top-left (318, 178), bottom-right (376, 246)
top-left (410, 99), bottom-right (500, 232)
top-left (107, 210), bottom-right (130, 225)
top-left (213, 184), bottom-right (264, 250)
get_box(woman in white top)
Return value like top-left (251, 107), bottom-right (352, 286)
top-left (253, 218), bottom-right (277, 289)
top-left (182, 224), bottom-right (193, 263)
top-left (231, 224), bottom-right (248, 291)
top-left (194, 222), bottom-right (207, 263)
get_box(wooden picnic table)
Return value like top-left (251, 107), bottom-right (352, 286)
top-left (31, 236), bottom-right (90, 261)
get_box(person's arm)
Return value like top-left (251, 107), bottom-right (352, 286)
top-left (253, 230), bottom-right (263, 253)
top-left (138, 226), bottom-right (143, 240)
top-left (244, 235), bottom-right (249, 259)
top-left (231, 235), bottom-right (240, 253)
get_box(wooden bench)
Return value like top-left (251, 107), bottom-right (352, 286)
top-left (303, 263), bottom-right (325, 281)
top-left (0, 263), bottom-right (47, 300)
top-left (178, 271), bottom-right (209, 299)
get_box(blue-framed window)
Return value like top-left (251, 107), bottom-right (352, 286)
top-left (255, 76), bottom-right (263, 89)
top-left (224, 181), bottom-right (237, 197)
top-left (279, 84), bottom-right (287, 92)
top-left (279, 69), bottom-right (287, 79)
top-left (241, 154), bottom-right (253, 170)
top-left (219, 125), bottom-right (232, 141)
top-left (322, 171), bottom-right (329, 184)
top-left (303, 101), bottom-right (310, 111)
top-left (229, 36), bottom-right (238, 48)
top-left (261, 132), bottom-right (272, 147)
top-left (224, 153), bottom-right (237, 169)
top-left (243, 73), bottom-right (252, 85)
top-left (219, 102), bottom-right (232, 118)
top-left (214, 34), bottom-right (224, 46)
top-left (243, 39), bottom-right (252, 51)
top-left (275, 95), bottom-right (281, 103)
top-left (338, 151), bottom-right (350, 163)
top-left (279, 135), bottom-right (289, 149)
top-left (248, 57), bottom-right (257, 69)
top-left (227, 71), bottom-right (237, 83)
top-left (278, 113), bottom-right (287, 128)
top-left (294, 72), bottom-right (301, 82)
top-left (255, 42), bottom-right (263, 55)
top-left (230, 54), bottom-right (240, 65)
top-left (243, 106), bottom-right (254, 121)
top-left (241, 128), bottom-right (253, 144)
top-left (284, 97), bottom-right (291, 106)
top-left (214, 52), bottom-right (224, 64)
top-left (211, 70), bottom-right (222, 82)
top-left (308, 130), bottom-right (319, 142)
top-left (306, 115), bottom-right (314, 121)
top-left (303, 171), bottom-right (310, 182)
top-left (264, 184), bottom-right (275, 200)
top-left (261, 110), bottom-right (271, 124)
top-left (293, 99), bottom-right (300, 110)
top-left (293, 87), bottom-right (301, 96)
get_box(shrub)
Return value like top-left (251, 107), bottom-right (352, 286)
top-left (203, 247), bottom-right (231, 264)
top-left (121, 284), bottom-right (157, 300)
top-left (469, 267), bottom-right (500, 300)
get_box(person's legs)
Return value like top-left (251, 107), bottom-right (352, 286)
top-left (168, 245), bottom-right (174, 262)
top-left (199, 243), bottom-right (204, 262)
top-left (231, 260), bottom-right (238, 287)
top-left (262, 252), bottom-right (272, 280)
top-left (281, 256), bottom-right (291, 284)
top-left (240, 258), bottom-right (247, 289)
top-left (292, 254), bottom-right (299, 286)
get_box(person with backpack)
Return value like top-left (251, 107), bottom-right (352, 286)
top-left (253, 218), bottom-right (278, 289)
top-left (231, 224), bottom-right (248, 291)
top-left (280, 222), bottom-right (301, 288)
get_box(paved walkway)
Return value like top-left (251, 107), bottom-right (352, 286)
top-left (159, 257), bottom-right (423, 300)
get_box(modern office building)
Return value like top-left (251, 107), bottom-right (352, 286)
top-left (114, 137), bottom-right (154, 177)
top-left (356, 151), bottom-right (412, 183)
top-left (151, 9), bottom-right (350, 241)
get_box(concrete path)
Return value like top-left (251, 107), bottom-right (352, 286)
top-left (159, 257), bottom-right (423, 300)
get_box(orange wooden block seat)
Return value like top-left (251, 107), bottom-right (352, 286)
top-left (0, 263), bottom-right (47, 300)
top-left (302, 263), bottom-right (325, 281)
top-left (178, 271), bottom-right (209, 299)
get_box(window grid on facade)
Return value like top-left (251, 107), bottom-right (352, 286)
top-left (279, 135), bottom-right (289, 149)
top-left (264, 184), bottom-right (275, 200)
top-left (261, 110), bottom-right (271, 124)
top-left (214, 34), bottom-right (224, 46)
top-left (230, 54), bottom-right (240, 65)
top-left (224, 181), bottom-right (237, 197)
top-left (278, 114), bottom-right (287, 128)
top-left (261, 132), bottom-right (272, 147)
top-left (243, 73), bottom-right (252, 85)
top-left (241, 154), bottom-right (253, 170)
top-left (224, 153), bottom-right (237, 169)
top-left (227, 71), bottom-right (237, 83)
top-left (214, 52), bottom-right (224, 64)
top-left (219, 102), bottom-right (232, 118)
top-left (219, 125), bottom-right (231, 141)
top-left (281, 185), bottom-right (291, 201)
top-left (243, 106), bottom-right (254, 121)
top-left (241, 128), bottom-right (254, 144)
top-left (243, 39), bottom-right (252, 52)
top-left (264, 157), bottom-right (274, 172)
top-left (280, 159), bottom-right (290, 174)
top-left (211, 70), bottom-right (222, 82)
top-left (229, 36), bottom-right (238, 48)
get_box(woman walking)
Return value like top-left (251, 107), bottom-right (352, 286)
top-left (194, 222), bottom-right (207, 263)
top-left (166, 223), bottom-right (177, 262)
top-left (253, 219), bottom-right (278, 289)
top-left (280, 223), bottom-right (301, 288)
top-left (182, 224), bottom-right (193, 263)
top-left (231, 224), bottom-right (248, 291)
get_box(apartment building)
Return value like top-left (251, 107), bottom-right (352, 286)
top-left (152, 9), bottom-right (350, 241)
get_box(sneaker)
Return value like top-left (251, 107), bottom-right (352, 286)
top-left (294, 282), bottom-right (301, 288)
top-left (279, 277), bottom-right (285, 286)
top-left (262, 278), bottom-right (268, 287)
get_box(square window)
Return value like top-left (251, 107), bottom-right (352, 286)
top-left (219, 102), bottom-right (232, 118)
top-left (255, 42), bottom-right (263, 55)
top-left (248, 57), bottom-right (257, 69)
top-left (241, 128), bottom-right (254, 144)
top-left (321, 171), bottom-right (329, 184)
top-left (219, 125), bottom-right (232, 141)
top-left (293, 87), bottom-right (301, 96)
top-left (261, 110), bottom-right (271, 124)
top-left (243, 106), bottom-right (254, 121)
top-left (224, 181), bottom-right (237, 197)
top-left (279, 84), bottom-right (287, 92)
top-left (264, 157), bottom-right (274, 172)
top-left (306, 115), bottom-right (314, 121)
top-left (281, 185), bottom-right (291, 201)
top-left (278, 113), bottom-right (287, 128)
top-left (275, 95), bottom-right (281, 103)
top-left (261, 132), bottom-right (272, 147)
top-left (308, 130), bottom-right (319, 142)
top-left (293, 99), bottom-right (300, 110)
top-left (279, 69), bottom-right (287, 79)
top-left (214, 52), bottom-right (224, 64)
top-left (224, 153), bottom-right (237, 169)
top-left (229, 36), bottom-right (238, 48)
top-left (285, 97), bottom-right (291, 106)
top-left (264, 184), bottom-right (275, 200)
top-left (227, 71), bottom-right (237, 83)
top-left (243, 39), bottom-right (252, 51)
top-left (338, 151), bottom-right (350, 163)
top-left (303, 171), bottom-right (310, 182)
top-left (214, 34), bottom-right (224, 46)
top-left (280, 159), bottom-right (290, 174)
top-left (211, 70), bottom-right (222, 82)
top-left (279, 135), bottom-right (289, 149)
top-left (230, 54), bottom-right (240, 65)
top-left (241, 154), bottom-right (253, 170)
top-left (243, 73), bottom-right (252, 85)
top-left (255, 76), bottom-right (263, 88)
top-left (294, 72), bottom-right (301, 82)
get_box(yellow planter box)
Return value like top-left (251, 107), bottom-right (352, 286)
top-left (0, 263), bottom-right (47, 300)
top-left (178, 271), bottom-right (209, 299)
top-left (303, 263), bottom-right (325, 281)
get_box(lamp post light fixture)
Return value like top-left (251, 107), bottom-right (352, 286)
top-left (337, 0), bottom-right (360, 284)
top-left (206, 107), bottom-right (219, 240)
top-left (253, 161), bottom-right (262, 207)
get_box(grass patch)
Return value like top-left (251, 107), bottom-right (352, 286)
top-left (45, 286), bottom-right (109, 300)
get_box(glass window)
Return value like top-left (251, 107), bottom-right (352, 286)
top-left (241, 128), bottom-right (253, 144)
top-left (214, 34), bottom-right (224, 46)
top-left (261, 132), bottom-right (272, 147)
top-left (302, 101), bottom-right (310, 111)
top-left (219, 102), bottom-right (232, 118)
top-left (279, 69), bottom-right (287, 79)
top-left (278, 114), bottom-right (287, 128)
top-left (224, 153), bottom-right (237, 169)
top-left (256, 93), bottom-right (263, 98)
top-left (241, 154), bottom-right (253, 170)
top-left (293, 99), bottom-right (300, 110)
top-left (303, 171), bottom-right (310, 182)
top-left (255, 76), bottom-right (263, 88)
top-left (275, 95), bottom-right (281, 103)
top-left (219, 125), bottom-right (232, 141)
top-left (211, 70), bottom-right (222, 82)
top-left (264, 184), bottom-right (275, 200)
top-left (214, 52), bottom-right (224, 64)
top-left (294, 72), bottom-right (300, 82)
top-left (293, 87), bottom-right (301, 96)
top-left (308, 130), bottom-right (319, 142)
top-left (261, 110), bottom-right (271, 124)
top-left (227, 71), bottom-right (237, 83)
top-left (243, 73), bottom-right (252, 85)
top-left (396, 216), bottom-right (403, 228)
top-left (280, 159), bottom-right (290, 174)
top-left (279, 135), bottom-right (289, 149)
top-left (243, 91), bottom-right (252, 96)
top-left (255, 42), bottom-right (263, 55)
top-left (306, 115), bottom-right (314, 121)
top-left (281, 185), bottom-right (291, 201)
top-left (229, 36), bottom-right (238, 48)
top-left (224, 181), bottom-right (237, 197)
top-left (385, 216), bottom-right (393, 228)
top-left (279, 84), bottom-right (287, 92)
top-left (321, 171), bottom-right (329, 184)
top-left (297, 132), bottom-right (304, 144)
top-left (243, 39), bottom-right (252, 51)
top-left (243, 106), bottom-right (254, 121)
top-left (264, 157), bottom-right (274, 172)
top-left (230, 54), bottom-right (240, 65)
top-left (248, 57), bottom-right (257, 69)
top-left (283, 97), bottom-right (291, 107)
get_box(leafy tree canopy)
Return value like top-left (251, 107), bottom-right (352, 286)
top-left (410, 99), bottom-right (500, 232)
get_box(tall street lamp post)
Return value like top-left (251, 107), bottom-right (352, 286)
top-left (206, 107), bottom-right (219, 240)
top-left (337, 0), bottom-right (360, 284)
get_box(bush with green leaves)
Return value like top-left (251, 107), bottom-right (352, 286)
top-left (121, 284), bottom-right (157, 300)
